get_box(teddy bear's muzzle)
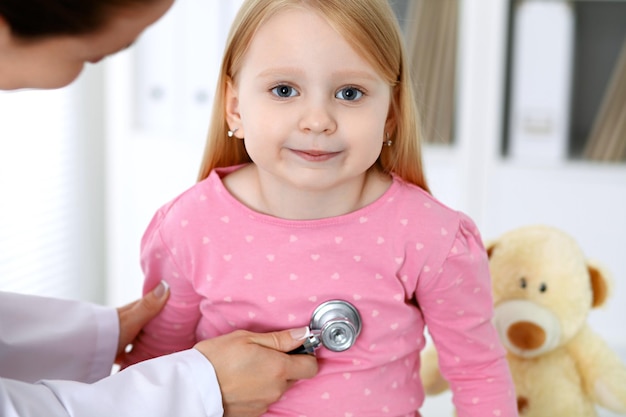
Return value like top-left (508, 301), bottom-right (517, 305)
top-left (494, 299), bottom-right (562, 358)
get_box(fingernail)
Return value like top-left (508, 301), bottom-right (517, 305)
top-left (290, 326), bottom-right (311, 341)
top-left (153, 280), bottom-right (169, 298)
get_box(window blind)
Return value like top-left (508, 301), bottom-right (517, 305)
top-left (0, 77), bottom-right (105, 302)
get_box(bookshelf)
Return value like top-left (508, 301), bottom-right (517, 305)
top-left (419, 0), bottom-right (626, 350)
top-left (415, 3), bottom-right (626, 413)
top-left (502, 0), bottom-right (626, 162)
top-left (578, 3), bottom-right (626, 162)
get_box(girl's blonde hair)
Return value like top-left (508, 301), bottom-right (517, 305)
top-left (197, 0), bottom-right (429, 193)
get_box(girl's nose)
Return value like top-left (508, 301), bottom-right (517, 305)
top-left (298, 99), bottom-right (337, 135)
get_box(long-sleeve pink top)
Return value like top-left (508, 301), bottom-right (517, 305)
top-left (124, 165), bottom-right (518, 417)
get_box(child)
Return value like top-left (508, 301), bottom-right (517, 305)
top-left (123, 0), bottom-right (519, 416)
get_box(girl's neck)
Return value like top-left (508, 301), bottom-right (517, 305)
top-left (223, 164), bottom-right (392, 221)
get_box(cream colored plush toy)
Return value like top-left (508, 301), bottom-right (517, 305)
top-left (420, 225), bottom-right (626, 416)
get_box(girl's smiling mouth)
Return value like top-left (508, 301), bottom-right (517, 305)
top-left (290, 149), bottom-right (342, 162)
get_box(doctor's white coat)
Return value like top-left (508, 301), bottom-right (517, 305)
top-left (0, 291), bottom-right (223, 417)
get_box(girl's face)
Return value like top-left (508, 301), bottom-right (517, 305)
top-left (0, 0), bottom-right (173, 90)
top-left (226, 7), bottom-right (392, 194)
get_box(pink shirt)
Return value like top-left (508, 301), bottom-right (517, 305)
top-left (124, 166), bottom-right (517, 417)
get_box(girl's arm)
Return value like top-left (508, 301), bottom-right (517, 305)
top-left (417, 216), bottom-right (519, 417)
top-left (120, 209), bottom-right (202, 367)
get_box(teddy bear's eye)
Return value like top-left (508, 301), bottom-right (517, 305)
top-left (520, 277), bottom-right (527, 289)
top-left (539, 282), bottom-right (548, 293)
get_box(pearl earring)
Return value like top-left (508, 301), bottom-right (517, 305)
top-left (227, 128), bottom-right (239, 138)
top-left (384, 132), bottom-right (393, 147)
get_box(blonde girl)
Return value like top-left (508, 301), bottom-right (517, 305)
top-left (124, 1), bottom-right (519, 416)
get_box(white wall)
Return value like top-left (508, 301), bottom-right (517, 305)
top-left (0, 67), bottom-right (106, 303)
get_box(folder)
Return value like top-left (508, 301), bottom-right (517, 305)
top-left (508, 0), bottom-right (575, 163)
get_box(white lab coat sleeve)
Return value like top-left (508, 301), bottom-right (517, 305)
top-left (0, 291), bottom-right (118, 383)
top-left (0, 349), bottom-right (224, 417)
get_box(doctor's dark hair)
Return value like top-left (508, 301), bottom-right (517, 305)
top-left (197, 0), bottom-right (430, 193)
top-left (0, 0), bottom-right (156, 38)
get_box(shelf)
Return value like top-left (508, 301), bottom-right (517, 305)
top-left (503, 0), bottom-right (626, 164)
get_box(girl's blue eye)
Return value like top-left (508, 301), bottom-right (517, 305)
top-left (335, 86), bottom-right (363, 101)
top-left (271, 85), bottom-right (297, 98)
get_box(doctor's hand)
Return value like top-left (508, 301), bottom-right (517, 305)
top-left (194, 327), bottom-right (318, 417)
top-left (115, 281), bottom-right (170, 361)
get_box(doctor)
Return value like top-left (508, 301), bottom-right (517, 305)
top-left (0, 1), bottom-right (318, 416)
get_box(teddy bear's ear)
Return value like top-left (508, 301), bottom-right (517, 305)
top-left (589, 263), bottom-right (610, 308)
top-left (484, 240), bottom-right (497, 259)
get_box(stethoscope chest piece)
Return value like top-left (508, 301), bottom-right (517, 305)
top-left (311, 300), bottom-right (361, 352)
top-left (299, 299), bottom-right (362, 354)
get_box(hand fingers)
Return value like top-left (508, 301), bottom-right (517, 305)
top-left (248, 327), bottom-right (310, 352)
top-left (283, 352), bottom-right (318, 380)
top-left (133, 280), bottom-right (170, 321)
top-left (116, 280), bottom-right (169, 356)
top-left (246, 327), bottom-right (318, 380)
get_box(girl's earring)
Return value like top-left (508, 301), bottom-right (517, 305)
top-left (384, 132), bottom-right (393, 147)
top-left (227, 128), bottom-right (239, 138)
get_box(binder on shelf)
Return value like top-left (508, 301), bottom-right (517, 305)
top-left (405, 0), bottom-right (458, 145)
top-left (507, 0), bottom-right (575, 163)
top-left (583, 37), bottom-right (626, 163)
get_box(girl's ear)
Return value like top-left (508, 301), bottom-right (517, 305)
top-left (385, 116), bottom-right (397, 138)
top-left (225, 77), bottom-right (243, 136)
top-left (385, 116), bottom-right (398, 142)
top-left (384, 92), bottom-right (399, 137)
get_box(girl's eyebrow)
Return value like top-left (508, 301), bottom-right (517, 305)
top-left (256, 66), bottom-right (305, 79)
top-left (255, 66), bottom-right (379, 81)
top-left (332, 70), bottom-right (379, 82)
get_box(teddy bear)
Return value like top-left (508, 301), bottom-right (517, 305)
top-left (420, 225), bottom-right (626, 417)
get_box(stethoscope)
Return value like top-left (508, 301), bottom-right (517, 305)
top-left (289, 300), bottom-right (362, 354)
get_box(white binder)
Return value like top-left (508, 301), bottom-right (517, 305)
top-left (508, 0), bottom-right (575, 163)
